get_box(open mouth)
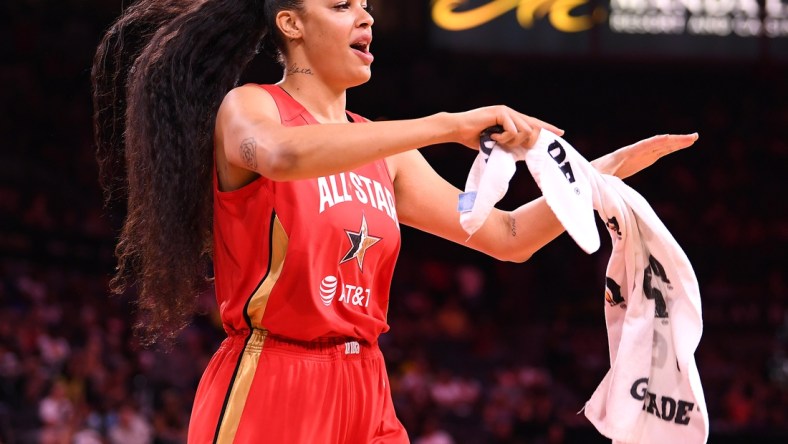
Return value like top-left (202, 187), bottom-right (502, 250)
top-left (350, 41), bottom-right (370, 53)
top-left (350, 40), bottom-right (369, 54)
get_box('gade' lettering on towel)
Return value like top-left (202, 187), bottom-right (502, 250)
top-left (630, 378), bottom-right (695, 425)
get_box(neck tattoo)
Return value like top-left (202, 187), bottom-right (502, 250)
top-left (287, 63), bottom-right (313, 75)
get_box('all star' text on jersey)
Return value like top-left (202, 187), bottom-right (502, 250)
top-left (317, 173), bottom-right (399, 225)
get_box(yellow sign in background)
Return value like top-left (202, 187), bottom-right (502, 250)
top-left (431, 0), bottom-right (607, 33)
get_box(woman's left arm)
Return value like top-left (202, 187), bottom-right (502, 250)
top-left (392, 133), bottom-right (699, 262)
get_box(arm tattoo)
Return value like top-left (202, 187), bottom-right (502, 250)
top-left (509, 214), bottom-right (517, 237)
top-left (240, 138), bottom-right (257, 169)
top-left (287, 63), bottom-right (314, 75)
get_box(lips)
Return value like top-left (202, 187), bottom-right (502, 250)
top-left (350, 36), bottom-right (374, 63)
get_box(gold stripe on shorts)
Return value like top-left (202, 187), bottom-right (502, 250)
top-left (214, 213), bottom-right (288, 443)
top-left (214, 330), bottom-right (266, 443)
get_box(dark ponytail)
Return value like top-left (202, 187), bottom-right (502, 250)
top-left (91, 0), bottom-right (281, 344)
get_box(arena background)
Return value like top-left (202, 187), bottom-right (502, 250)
top-left (0, 0), bottom-right (786, 442)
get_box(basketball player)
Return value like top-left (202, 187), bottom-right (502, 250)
top-left (91, 0), bottom-right (698, 442)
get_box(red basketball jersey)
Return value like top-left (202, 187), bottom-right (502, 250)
top-left (212, 84), bottom-right (401, 344)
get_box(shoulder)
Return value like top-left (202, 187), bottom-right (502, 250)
top-left (217, 83), bottom-right (280, 125)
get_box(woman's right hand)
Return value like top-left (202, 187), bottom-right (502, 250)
top-left (448, 105), bottom-right (564, 150)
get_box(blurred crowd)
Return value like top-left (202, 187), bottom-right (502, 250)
top-left (1, 1), bottom-right (787, 443)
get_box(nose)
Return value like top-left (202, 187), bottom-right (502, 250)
top-left (357, 5), bottom-right (374, 28)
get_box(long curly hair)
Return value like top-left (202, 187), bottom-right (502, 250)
top-left (91, 0), bottom-right (302, 345)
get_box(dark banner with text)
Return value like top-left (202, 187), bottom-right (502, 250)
top-left (430, 0), bottom-right (788, 60)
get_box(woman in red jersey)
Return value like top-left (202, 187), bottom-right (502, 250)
top-left (92, 0), bottom-right (697, 442)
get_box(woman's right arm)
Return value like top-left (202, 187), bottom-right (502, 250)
top-left (214, 84), bottom-right (561, 184)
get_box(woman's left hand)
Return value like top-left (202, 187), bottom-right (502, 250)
top-left (591, 133), bottom-right (699, 179)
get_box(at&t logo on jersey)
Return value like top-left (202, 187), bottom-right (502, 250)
top-left (318, 275), bottom-right (373, 308)
top-left (319, 275), bottom-right (338, 306)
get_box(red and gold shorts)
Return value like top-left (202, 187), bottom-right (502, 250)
top-left (188, 329), bottom-right (408, 443)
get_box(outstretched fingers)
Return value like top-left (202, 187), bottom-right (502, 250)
top-left (613, 132), bottom-right (699, 179)
top-left (624, 133), bottom-right (699, 159)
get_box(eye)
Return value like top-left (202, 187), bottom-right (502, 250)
top-left (333, 1), bottom-right (350, 9)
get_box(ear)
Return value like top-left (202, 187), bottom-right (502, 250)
top-left (276, 10), bottom-right (303, 40)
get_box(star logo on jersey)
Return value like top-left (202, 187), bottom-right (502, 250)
top-left (340, 213), bottom-right (381, 272)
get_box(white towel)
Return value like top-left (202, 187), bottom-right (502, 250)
top-left (459, 130), bottom-right (709, 443)
top-left (459, 130), bottom-right (600, 253)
